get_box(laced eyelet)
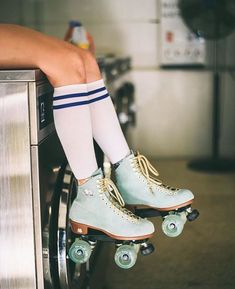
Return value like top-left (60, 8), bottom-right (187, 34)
top-left (97, 177), bottom-right (140, 221)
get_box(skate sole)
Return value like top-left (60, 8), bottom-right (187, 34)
top-left (70, 219), bottom-right (154, 241)
top-left (128, 199), bottom-right (194, 212)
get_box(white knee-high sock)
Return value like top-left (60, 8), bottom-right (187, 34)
top-left (53, 84), bottom-right (98, 179)
top-left (87, 79), bottom-right (130, 164)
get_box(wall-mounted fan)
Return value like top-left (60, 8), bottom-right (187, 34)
top-left (179, 0), bottom-right (235, 171)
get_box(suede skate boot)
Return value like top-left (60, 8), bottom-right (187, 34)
top-left (69, 168), bottom-right (154, 240)
top-left (115, 152), bottom-right (194, 211)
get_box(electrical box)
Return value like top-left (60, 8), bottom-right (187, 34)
top-left (160, 0), bottom-right (206, 67)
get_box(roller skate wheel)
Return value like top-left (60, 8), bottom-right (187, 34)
top-left (68, 239), bottom-right (92, 264)
top-left (162, 214), bottom-right (184, 238)
top-left (187, 209), bottom-right (200, 221)
top-left (114, 245), bottom-right (137, 269)
top-left (140, 243), bottom-right (155, 256)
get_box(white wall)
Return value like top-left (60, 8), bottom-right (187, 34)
top-left (1, 0), bottom-right (235, 158)
top-left (130, 70), bottom-right (213, 158)
top-left (41, 0), bottom-right (160, 68)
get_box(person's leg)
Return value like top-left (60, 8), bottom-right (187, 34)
top-left (0, 24), bottom-right (86, 86)
top-left (75, 48), bottom-right (194, 212)
top-left (0, 24), bottom-right (154, 239)
top-left (0, 24), bottom-right (97, 180)
top-left (77, 48), bottom-right (130, 164)
top-left (0, 24), bottom-right (128, 169)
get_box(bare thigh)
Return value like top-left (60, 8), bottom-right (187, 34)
top-left (0, 24), bottom-right (91, 87)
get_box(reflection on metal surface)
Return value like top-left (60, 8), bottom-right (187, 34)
top-left (0, 82), bottom-right (37, 289)
top-left (43, 228), bottom-right (52, 288)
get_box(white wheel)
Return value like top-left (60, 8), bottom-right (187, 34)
top-left (162, 214), bottom-right (184, 237)
top-left (114, 245), bottom-right (137, 269)
top-left (68, 239), bottom-right (92, 263)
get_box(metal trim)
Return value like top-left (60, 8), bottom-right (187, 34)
top-left (31, 145), bottom-right (45, 289)
top-left (0, 70), bottom-right (46, 82)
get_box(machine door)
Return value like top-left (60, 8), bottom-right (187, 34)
top-left (52, 163), bottom-right (86, 289)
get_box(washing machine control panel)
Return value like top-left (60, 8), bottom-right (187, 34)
top-left (39, 91), bottom-right (53, 130)
top-left (32, 81), bottom-right (55, 144)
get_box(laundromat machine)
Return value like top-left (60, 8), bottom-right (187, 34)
top-left (0, 70), bottom-right (109, 289)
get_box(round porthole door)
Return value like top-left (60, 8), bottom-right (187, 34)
top-left (49, 164), bottom-right (85, 289)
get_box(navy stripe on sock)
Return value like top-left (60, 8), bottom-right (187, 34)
top-left (88, 86), bottom-right (106, 95)
top-left (53, 93), bottom-right (109, 109)
top-left (53, 86), bottom-right (106, 101)
top-left (88, 93), bottom-right (109, 104)
top-left (53, 91), bottom-right (88, 101)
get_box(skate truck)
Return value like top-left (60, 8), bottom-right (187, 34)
top-left (68, 220), bottom-right (155, 269)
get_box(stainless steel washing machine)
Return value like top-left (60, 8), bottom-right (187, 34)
top-left (0, 70), bottom-right (108, 289)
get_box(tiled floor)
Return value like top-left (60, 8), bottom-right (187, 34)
top-left (104, 160), bottom-right (235, 289)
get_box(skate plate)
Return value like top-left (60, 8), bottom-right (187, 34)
top-left (133, 205), bottom-right (199, 238)
top-left (68, 226), bottom-right (155, 269)
top-left (134, 205), bottom-right (194, 218)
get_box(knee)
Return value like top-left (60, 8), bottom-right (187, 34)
top-left (68, 48), bottom-right (87, 78)
top-left (40, 44), bottom-right (87, 87)
top-left (77, 48), bottom-right (102, 81)
top-left (78, 48), bottom-right (97, 68)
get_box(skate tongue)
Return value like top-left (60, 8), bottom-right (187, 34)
top-left (91, 168), bottom-right (103, 178)
top-left (113, 150), bottom-right (135, 169)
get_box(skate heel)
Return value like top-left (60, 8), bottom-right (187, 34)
top-left (70, 220), bottom-right (88, 235)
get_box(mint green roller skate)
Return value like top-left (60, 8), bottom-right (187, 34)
top-left (115, 152), bottom-right (199, 238)
top-left (68, 168), bottom-right (155, 269)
